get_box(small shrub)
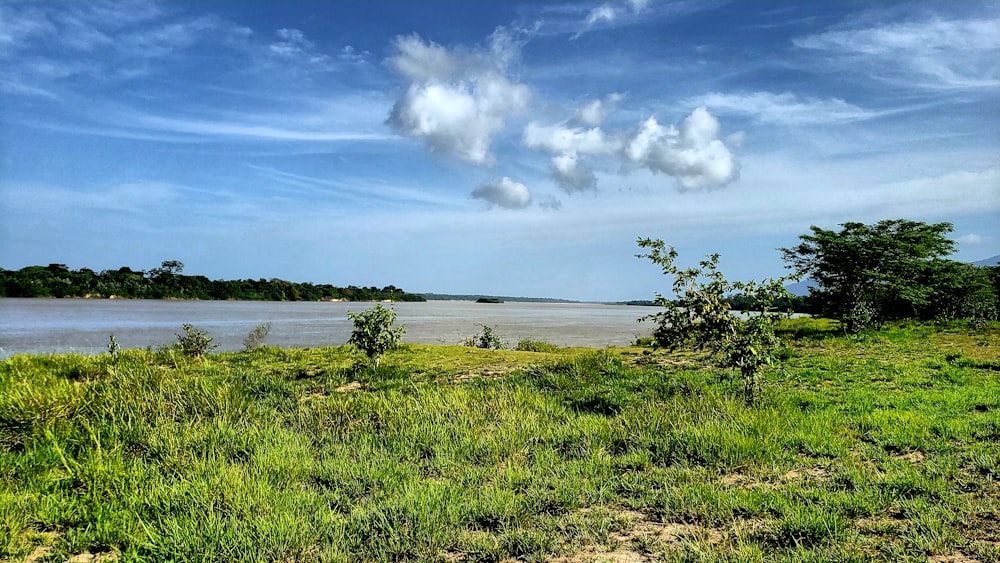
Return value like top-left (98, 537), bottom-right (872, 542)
top-left (515, 338), bottom-right (558, 353)
top-left (174, 323), bottom-right (218, 358)
top-left (347, 304), bottom-right (405, 367)
top-left (464, 325), bottom-right (507, 350)
top-left (242, 321), bottom-right (272, 352)
top-left (107, 334), bottom-right (120, 356)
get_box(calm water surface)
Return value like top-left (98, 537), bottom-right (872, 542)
top-left (0, 298), bottom-right (656, 358)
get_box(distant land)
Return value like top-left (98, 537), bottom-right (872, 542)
top-left (420, 293), bottom-right (579, 304)
top-left (974, 254), bottom-right (1000, 267)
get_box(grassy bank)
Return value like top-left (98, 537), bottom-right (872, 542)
top-left (2, 321), bottom-right (999, 562)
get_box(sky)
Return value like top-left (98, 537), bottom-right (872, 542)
top-left (1, 0), bottom-right (998, 301)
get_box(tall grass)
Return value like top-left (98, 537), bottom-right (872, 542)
top-left (2, 321), bottom-right (999, 561)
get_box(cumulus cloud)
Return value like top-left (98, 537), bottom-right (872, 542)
top-left (623, 107), bottom-right (740, 190)
top-left (524, 120), bottom-right (618, 193)
top-left (551, 153), bottom-right (597, 192)
top-left (387, 31), bottom-right (530, 165)
top-left (576, 92), bottom-right (624, 126)
top-left (523, 122), bottom-right (616, 155)
top-left (523, 104), bottom-right (740, 193)
top-left (471, 177), bottom-right (532, 209)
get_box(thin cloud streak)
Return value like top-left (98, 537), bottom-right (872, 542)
top-left (794, 15), bottom-right (1000, 91)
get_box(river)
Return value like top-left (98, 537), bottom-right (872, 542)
top-left (0, 298), bottom-right (657, 358)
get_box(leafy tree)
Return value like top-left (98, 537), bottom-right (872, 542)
top-left (347, 304), bottom-right (405, 367)
top-left (781, 219), bottom-right (957, 332)
top-left (637, 238), bottom-right (794, 405)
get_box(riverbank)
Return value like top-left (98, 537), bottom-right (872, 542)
top-left (3, 320), bottom-right (999, 562)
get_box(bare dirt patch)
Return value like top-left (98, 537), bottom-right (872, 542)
top-left (66, 552), bottom-right (119, 563)
top-left (782, 467), bottom-right (830, 481)
top-left (927, 554), bottom-right (982, 563)
top-left (896, 451), bottom-right (925, 463)
top-left (21, 531), bottom-right (60, 563)
top-left (335, 381), bottom-right (362, 393)
top-left (611, 510), bottom-right (723, 545)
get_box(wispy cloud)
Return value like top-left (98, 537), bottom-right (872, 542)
top-left (794, 15), bottom-right (1000, 90)
top-left (0, 1), bottom-right (250, 97)
top-left (687, 91), bottom-right (889, 125)
top-left (957, 233), bottom-right (987, 245)
top-left (246, 165), bottom-right (465, 208)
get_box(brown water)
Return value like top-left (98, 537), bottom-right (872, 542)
top-left (0, 298), bottom-right (657, 357)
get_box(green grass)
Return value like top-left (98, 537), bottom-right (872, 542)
top-left (2, 321), bottom-right (999, 562)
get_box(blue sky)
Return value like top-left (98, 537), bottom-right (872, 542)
top-left (1, 1), bottom-right (997, 301)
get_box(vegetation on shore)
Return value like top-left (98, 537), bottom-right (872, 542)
top-left (0, 261), bottom-right (425, 302)
top-left (3, 319), bottom-right (999, 562)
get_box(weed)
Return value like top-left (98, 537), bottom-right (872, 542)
top-left (242, 321), bottom-right (272, 352)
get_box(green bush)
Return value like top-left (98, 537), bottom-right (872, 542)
top-left (347, 304), bottom-right (405, 367)
top-left (463, 325), bottom-right (507, 350)
top-left (174, 323), bottom-right (218, 358)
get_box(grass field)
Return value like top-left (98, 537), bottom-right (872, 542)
top-left (2, 320), bottom-right (999, 562)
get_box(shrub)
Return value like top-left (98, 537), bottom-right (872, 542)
top-left (347, 304), bottom-right (405, 367)
top-left (637, 237), bottom-right (794, 405)
top-left (242, 321), bottom-right (272, 352)
top-left (174, 323), bottom-right (218, 358)
top-left (515, 338), bottom-right (558, 353)
top-left (463, 325), bottom-right (507, 350)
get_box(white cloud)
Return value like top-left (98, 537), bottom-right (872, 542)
top-left (576, 92), bottom-right (624, 126)
top-left (523, 119), bottom-right (619, 193)
top-left (387, 31), bottom-right (530, 165)
top-left (551, 153), bottom-right (597, 192)
top-left (471, 177), bottom-right (532, 209)
top-left (0, 2), bottom-right (252, 95)
top-left (957, 233), bottom-right (985, 245)
top-left (794, 16), bottom-right (1000, 90)
top-left (523, 122), bottom-right (617, 155)
top-left (690, 91), bottom-right (882, 125)
top-left (105, 108), bottom-right (392, 142)
top-left (586, 4), bottom-right (617, 25)
top-left (623, 107), bottom-right (740, 190)
top-left (627, 0), bottom-right (650, 11)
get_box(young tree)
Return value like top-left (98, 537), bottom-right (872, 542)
top-left (780, 219), bottom-right (956, 332)
top-left (347, 304), bottom-right (405, 368)
top-left (637, 238), bottom-right (794, 405)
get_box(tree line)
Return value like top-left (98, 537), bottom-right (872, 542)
top-left (0, 261), bottom-right (426, 302)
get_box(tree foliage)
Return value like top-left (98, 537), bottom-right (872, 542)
top-left (347, 304), bottom-right (405, 367)
top-left (637, 238), bottom-right (794, 405)
top-left (0, 262), bottom-right (426, 302)
top-left (780, 219), bottom-right (995, 331)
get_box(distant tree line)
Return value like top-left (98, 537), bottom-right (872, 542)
top-left (0, 261), bottom-right (426, 302)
